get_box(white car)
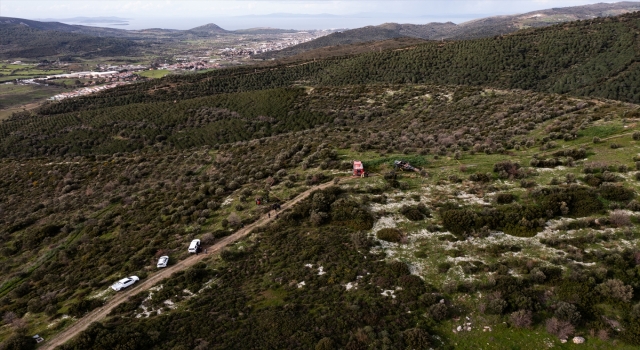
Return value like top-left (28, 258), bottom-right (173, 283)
top-left (188, 239), bottom-right (201, 253)
top-left (111, 276), bottom-right (139, 291)
top-left (157, 256), bottom-right (169, 268)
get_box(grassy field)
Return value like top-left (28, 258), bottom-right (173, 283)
top-left (0, 84), bottom-right (64, 119)
top-left (137, 69), bottom-right (172, 78)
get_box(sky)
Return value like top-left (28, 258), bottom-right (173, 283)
top-left (0, 0), bottom-right (634, 30)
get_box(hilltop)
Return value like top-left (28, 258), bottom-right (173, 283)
top-left (256, 1), bottom-right (640, 59)
top-left (187, 23), bottom-right (229, 35)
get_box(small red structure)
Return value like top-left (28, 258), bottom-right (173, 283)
top-left (353, 161), bottom-right (364, 177)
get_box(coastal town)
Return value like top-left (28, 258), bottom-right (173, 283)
top-left (1, 29), bottom-right (335, 105)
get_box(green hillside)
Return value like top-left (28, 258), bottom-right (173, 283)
top-left (31, 10), bottom-right (640, 120)
top-left (0, 24), bottom-right (138, 59)
top-left (3, 10), bottom-right (640, 350)
top-left (256, 1), bottom-right (640, 60)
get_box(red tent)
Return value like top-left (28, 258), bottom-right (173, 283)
top-left (353, 161), bottom-right (364, 176)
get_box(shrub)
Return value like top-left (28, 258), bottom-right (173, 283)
top-left (554, 302), bottom-right (581, 325)
top-left (596, 279), bottom-right (634, 303)
top-left (399, 203), bottom-right (430, 221)
top-left (386, 261), bottom-right (410, 278)
top-left (315, 337), bottom-right (335, 350)
top-left (493, 161), bottom-right (523, 179)
top-left (483, 292), bottom-right (507, 315)
top-left (427, 303), bottom-right (449, 321)
top-left (469, 172), bottom-right (492, 182)
top-left (599, 183), bottom-right (635, 201)
top-left (227, 212), bottom-right (242, 228)
top-left (0, 334), bottom-right (36, 350)
top-left (437, 262), bottom-right (452, 273)
top-left (376, 228), bottom-right (402, 243)
top-left (634, 131), bottom-right (640, 141)
top-left (495, 193), bottom-right (516, 204)
top-left (330, 198), bottom-right (374, 230)
top-left (398, 275), bottom-right (426, 296)
top-left (212, 229), bottom-right (232, 239)
top-left (546, 317), bottom-right (575, 340)
top-left (583, 174), bottom-right (602, 187)
top-left (200, 232), bottom-right (215, 245)
top-left (403, 328), bottom-right (431, 349)
top-left (441, 209), bottom-right (476, 237)
top-left (627, 200), bottom-right (640, 211)
top-left (520, 179), bottom-right (537, 188)
top-left (68, 298), bottom-right (104, 317)
top-left (609, 210), bottom-right (631, 227)
top-left (510, 310), bottom-right (533, 329)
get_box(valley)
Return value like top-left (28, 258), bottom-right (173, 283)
top-left (1, 4), bottom-right (640, 350)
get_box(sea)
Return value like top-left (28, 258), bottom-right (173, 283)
top-left (55, 15), bottom-right (482, 31)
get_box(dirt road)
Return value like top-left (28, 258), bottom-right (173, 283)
top-left (40, 180), bottom-right (340, 350)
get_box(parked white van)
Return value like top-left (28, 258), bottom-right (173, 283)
top-left (188, 239), bottom-right (201, 253)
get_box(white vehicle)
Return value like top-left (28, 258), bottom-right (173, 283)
top-left (157, 255), bottom-right (169, 268)
top-left (111, 276), bottom-right (139, 291)
top-left (188, 239), bottom-right (201, 253)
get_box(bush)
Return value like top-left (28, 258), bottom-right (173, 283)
top-left (428, 302), bottom-right (449, 321)
top-left (627, 200), bottom-right (640, 211)
top-left (609, 210), bottom-right (632, 227)
top-left (376, 228), bottom-right (402, 243)
top-left (441, 209), bottom-right (476, 237)
top-left (330, 198), bottom-right (374, 230)
top-left (493, 161), bottom-right (523, 179)
top-left (546, 317), bottom-right (575, 340)
top-left (599, 183), bottom-right (635, 201)
top-left (510, 310), bottom-right (533, 329)
top-left (68, 298), bottom-right (103, 317)
top-left (520, 179), bottom-right (537, 188)
top-left (437, 262), bottom-right (452, 273)
top-left (0, 334), bottom-right (36, 350)
top-left (596, 279), bottom-right (634, 303)
top-left (403, 328), bottom-right (430, 349)
top-left (483, 292), bottom-right (507, 315)
top-left (399, 203), bottom-right (430, 221)
top-left (315, 337), bottom-right (335, 350)
top-left (554, 302), bottom-right (581, 325)
top-left (495, 193), bottom-right (516, 204)
top-left (469, 172), bottom-right (492, 182)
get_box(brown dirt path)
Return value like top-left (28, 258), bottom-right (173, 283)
top-left (40, 179), bottom-right (342, 349)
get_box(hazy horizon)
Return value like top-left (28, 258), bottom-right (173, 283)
top-left (2, 0), bottom-right (636, 31)
top-left (28, 13), bottom-right (489, 31)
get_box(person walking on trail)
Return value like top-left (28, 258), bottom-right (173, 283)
top-left (268, 213), bottom-right (270, 218)
top-left (205, 248), bottom-right (207, 254)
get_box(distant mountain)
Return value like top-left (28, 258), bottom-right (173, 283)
top-left (0, 22), bottom-right (137, 59)
top-left (0, 16), bottom-right (143, 37)
top-left (256, 1), bottom-right (640, 59)
top-left (188, 23), bottom-right (229, 35)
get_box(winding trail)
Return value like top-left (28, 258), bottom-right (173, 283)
top-left (41, 179), bottom-right (341, 349)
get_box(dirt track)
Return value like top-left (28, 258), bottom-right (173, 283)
top-left (40, 180), bottom-right (340, 349)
